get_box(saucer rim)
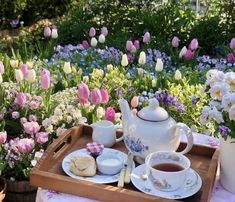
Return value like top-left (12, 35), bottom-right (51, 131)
top-left (131, 164), bottom-right (202, 200)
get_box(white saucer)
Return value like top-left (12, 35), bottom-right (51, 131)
top-left (62, 148), bottom-right (135, 184)
top-left (131, 164), bottom-right (202, 199)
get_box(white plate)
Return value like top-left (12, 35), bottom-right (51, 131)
top-left (131, 164), bottom-right (202, 199)
top-left (62, 148), bottom-right (134, 184)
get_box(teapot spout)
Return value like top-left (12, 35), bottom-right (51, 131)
top-left (118, 98), bottom-right (132, 123)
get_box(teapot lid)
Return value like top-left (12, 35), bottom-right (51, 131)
top-left (137, 98), bottom-right (169, 122)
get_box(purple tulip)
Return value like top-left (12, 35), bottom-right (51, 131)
top-left (77, 82), bottom-right (90, 104)
top-left (20, 64), bottom-right (29, 76)
top-left (23, 121), bottom-right (41, 136)
top-left (126, 40), bottom-right (133, 51)
top-left (101, 27), bottom-right (108, 36)
top-left (43, 26), bottom-right (51, 38)
top-left (189, 38), bottom-right (198, 50)
top-left (90, 88), bottom-right (102, 105)
top-left (227, 53), bottom-right (235, 63)
top-left (82, 40), bottom-right (90, 49)
top-left (143, 32), bottom-right (151, 44)
top-left (40, 69), bottom-right (51, 89)
top-left (89, 27), bottom-right (96, 37)
top-left (133, 40), bottom-right (140, 49)
top-left (0, 61), bottom-right (4, 74)
top-left (105, 107), bottom-right (115, 122)
top-left (171, 36), bottom-right (180, 48)
top-left (15, 92), bottom-right (27, 106)
top-left (36, 132), bottom-right (49, 144)
top-left (0, 132), bottom-right (7, 144)
top-left (100, 88), bottom-right (109, 104)
top-left (184, 49), bottom-right (195, 60)
top-left (230, 38), bottom-right (235, 50)
top-left (17, 138), bottom-right (34, 154)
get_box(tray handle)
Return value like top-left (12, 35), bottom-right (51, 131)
top-left (46, 125), bottom-right (83, 161)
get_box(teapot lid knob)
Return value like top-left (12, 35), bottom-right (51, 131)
top-left (149, 98), bottom-right (159, 109)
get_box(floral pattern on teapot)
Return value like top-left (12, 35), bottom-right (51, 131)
top-left (124, 135), bottom-right (149, 153)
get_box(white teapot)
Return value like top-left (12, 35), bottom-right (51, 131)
top-left (119, 98), bottom-right (193, 163)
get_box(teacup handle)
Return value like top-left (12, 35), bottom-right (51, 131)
top-left (115, 125), bottom-right (124, 143)
top-left (171, 123), bottom-right (194, 154)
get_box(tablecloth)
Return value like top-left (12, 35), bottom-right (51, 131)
top-left (36, 133), bottom-right (235, 202)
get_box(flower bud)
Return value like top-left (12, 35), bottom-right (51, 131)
top-left (126, 40), bottom-right (133, 51)
top-left (179, 46), bottom-right (187, 58)
top-left (230, 38), bottom-right (235, 50)
top-left (90, 88), bottom-right (102, 105)
top-left (0, 61), bottom-right (5, 74)
top-left (175, 70), bottom-right (182, 80)
top-left (82, 40), bottom-right (90, 49)
top-left (131, 96), bottom-right (139, 108)
top-left (98, 34), bottom-right (105, 43)
top-left (155, 58), bottom-right (163, 72)
top-left (40, 69), bottom-right (51, 89)
top-left (133, 40), bottom-right (140, 49)
top-left (130, 45), bottom-right (137, 53)
top-left (43, 26), bottom-right (51, 38)
top-left (171, 36), bottom-right (180, 48)
top-left (184, 49), bottom-right (195, 60)
top-left (100, 88), bottom-right (109, 104)
top-left (20, 64), bottom-right (29, 76)
top-left (89, 27), bottom-right (96, 37)
top-left (51, 28), bottom-right (58, 39)
top-left (138, 51), bottom-right (146, 65)
top-left (189, 38), bottom-right (198, 50)
top-left (15, 69), bottom-right (24, 82)
top-left (101, 27), bottom-right (108, 36)
top-left (63, 62), bottom-right (72, 74)
top-left (121, 54), bottom-right (129, 67)
top-left (10, 59), bottom-right (19, 68)
top-left (90, 37), bottom-right (98, 47)
top-left (143, 32), bottom-right (150, 44)
top-left (26, 69), bottom-right (36, 83)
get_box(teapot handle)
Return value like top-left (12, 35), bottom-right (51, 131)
top-left (171, 123), bottom-right (194, 154)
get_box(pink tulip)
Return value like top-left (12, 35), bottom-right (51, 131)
top-left (230, 38), bottom-right (235, 50)
top-left (89, 27), bottom-right (96, 37)
top-left (77, 82), bottom-right (90, 103)
top-left (126, 40), bottom-right (133, 51)
top-left (43, 26), bottom-right (51, 38)
top-left (40, 69), bottom-right (51, 89)
top-left (20, 117), bottom-right (28, 124)
top-left (17, 138), bottom-right (34, 154)
top-left (184, 49), bottom-right (195, 60)
top-left (82, 40), bottom-right (90, 49)
top-left (227, 53), bottom-right (235, 63)
top-left (36, 132), bottom-right (48, 144)
top-left (15, 92), bottom-right (27, 106)
top-left (171, 36), bottom-right (180, 48)
top-left (133, 40), bottom-right (140, 49)
top-left (0, 132), bottom-right (7, 144)
top-left (143, 32), bottom-right (150, 44)
top-left (105, 107), bottom-right (115, 122)
top-left (101, 27), bottom-right (108, 36)
top-left (189, 38), bottom-right (198, 50)
top-left (131, 96), bottom-right (139, 108)
top-left (90, 88), bottom-right (102, 105)
top-left (23, 121), bottom-right (41, 135)
top-left (100, 88), bottom-right (109, 104)
top-left (20, 64), bottom-right (29, 76)
top-left (0, 61), bottom-right (4, 74)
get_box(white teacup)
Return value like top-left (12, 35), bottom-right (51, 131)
top-left (145, 151), bottom-right (191, 192)
top-left (90, 120), bottom-right (123, 147)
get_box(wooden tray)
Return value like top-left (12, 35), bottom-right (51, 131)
top-left (30, 125), bottom-right (219, 202)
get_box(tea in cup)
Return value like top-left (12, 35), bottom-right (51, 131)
top-left (145, 151), bottom-right (191, 192)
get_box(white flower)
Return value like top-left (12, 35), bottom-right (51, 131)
top-left (51, 28), bottom-right (58, 39)
top-left (26, 61), bottom-right (34, 68)
top-left (179, 46), bottom-right (187, 58)
top-left (206, 69), bottom-right (224, 87)
top-left (54, 108), bottom-right (63, 116)
top-left (0, 74), bottom-right (2, 84)
top-left (98, 34), bottom-right (105, 43)
top-left (96, 106), bottom-right (105, 118)
top-left (91, 37), bottom-right (98, 47)
top-left (174, 70), bottom-right (182, 80)
top-left (66, 116), bottom-right (73, 123)
top-left (15, 69), bottom-right (24, 82)
top-left (209, 107), bottom-right (224, 124)
top-left (209, 82), bottom-right (230, 100)
top-left (121, 54), bottom-right (128, 67)
top-left (31, 160), bottom-right (37, 167)
top-left (107, 64), bottom-right (113, 71)
top-left (155, 58), bottom-right (163, 72)
top-left (10, 60), bottom-right (19, 68)
top-left (138, 51), bottom-right (146, 65)
top-left (63, 62), bottom-right (72, 74)
top-left (229, 104), bottom-right (235, 121)
top-left (45, 125), bottom-right (53, 133)
top-left (225, 72), bottom-right (235, 90)
top-left (56, 127), bottom-right (67, 136)
top-left (83, 76), bottom-right (89, 83)
top-left (221, 93), bottom-right (235, 111)
top-left (152, 78), bottom-right (157, 88)
top-left (25, 69), bottom-right (36, 83)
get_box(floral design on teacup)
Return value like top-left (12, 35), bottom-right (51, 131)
top-left (149, 171), bottom-right (172, 190)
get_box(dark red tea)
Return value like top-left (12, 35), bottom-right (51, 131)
top-left (152, 163), bottom-right (184, 172)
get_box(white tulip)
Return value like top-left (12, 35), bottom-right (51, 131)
top-left (229, 104), bottom-right (235, 121)
top-left (91, 37), bottom-right (98, 47)
top-left (121, 54), bottom-right (128, 67)
top-left (15, 69), bottom-right (24, 82)
top-left (96, 106), bottom-right (105, 118)
top-left (63, 62), bottom-right (72, 74)
top-left (155, 58), bottom-right (163, 72)
top-left (130, 45), bottom-right (137, 53)
top-left (26, 61), bottom-right (34, 68)
top-left (0, 74), bottom-right (2, 84)
top-left (152, 78), bottom-right (157, 88)
top-left (138, 51), bottom-right (146, 65)
top-left (26, 69), bottom-right (36, 83)
top-left (10, 59), bottom-right (19, 68)
top-left (83, 76), bottom-right (89, 83)
top-left (51, 28), bottom-right (58, 39)
top-left (174, 70), bottom-right (182, 80)
top-left (98, 34), bottom-right (105, 43)
top-left (179, 46), bottom-right (187, 58)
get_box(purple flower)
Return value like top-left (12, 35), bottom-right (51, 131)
top-left (14, 92), bottom-right (27, 106)
top-left (227, 53), bottom-right (235, 63)
top-left (17, 138), bottom-right (34, 154)
top-left (191, 95), bottom-right (198, 107)
top-left (219, 125), bottom-right (231, 137)
top-left (12, 111), bottom-right (20, 119)
top-left (20, 117), bottom-right (27, 124)
top-left (11, 19), bottom-right (19, 27)
top-left (176, 103), bottom-right (185, 112)
top-left (36, 132), bottom-right (49, 144)
top-left (29, 115), bottom-right (37, 122)
top-left (82, 40), bottom-right (90, 49)
top-left (23, 121), bottom-right (41, 136)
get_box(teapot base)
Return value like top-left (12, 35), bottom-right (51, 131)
top-left (134, 156), bottom-right (145, 165)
